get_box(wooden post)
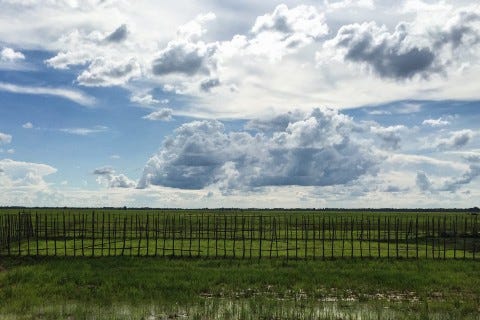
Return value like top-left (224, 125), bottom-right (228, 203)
top-left (233, 215), bottom-right (237, 258)
top-left (73, 215), bottom-right (76, 257)
top-left (137, 216), bottom-right (142, 257)
top-left (322, 217), bottom-right (325, 260)
top-left (122, 217), bottom-right (127, 256)
top-left (443, 216), bottom-right (447, 260)
top-left (432, 217), bottom-right (435, 259)
top-left (360, 217), bottom-right (363, 259)
top-left (387, 217), bottom-right (390, 260)
top-left (188, 215), bottom-right (193, 258)
top-left (242, 216), bottom-right (246, 259)
top-left (62, 213), bottom-right (66, 257)
top-left (53, 215), bottom-right (57, 256)
top-left (351, 218), bottom-right (354, 259)
top-left (331, 217), bottom-right (335, 259)
top-left (206, 215), bottom-right (210, 258)
top-left (295, 216), bottom-right (298, 259)
top-left (415, 215), bottom-right (419, 259)
top-left (45, 214), bottom-right (49, 256)
top-left (304, 216), bottom-right (308, 259)
top-left (473, 215), bottom-right (477, 260)
top-left (395, 218), bottom-right (399, 259)
top-left (377, 217), bottom-right (381, 258)
top-left (286, 216), bottom-right (290, 260)
top-left (101, 213), bottom-right (105, 257)
top-left (367, 217), bottom-right (371, 258)
top-left (259, 215), bottom-right (263, 259)
top-left (146, 215), bottom-right (150, 257)
top-left (223, 216), bottom-right (227, 258)
top-left (453, 216), bottom-right (457, 259)
top-left (163, 215), bottom-right (168, 257)
top-left (91, 211), bottom-right (95, 257)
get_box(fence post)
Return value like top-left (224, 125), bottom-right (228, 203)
top-left (259, 215), bottom-right (263, 260)
top-left (415, 215), bottom-right (419, 259)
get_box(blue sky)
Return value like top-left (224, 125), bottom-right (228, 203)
top-left (0, 0), bottom-right (479, 208)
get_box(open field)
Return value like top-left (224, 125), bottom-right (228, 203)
top-left (0, 257), bottom-right (479, 319)
top-left (1, 209), bottom-right (479, 319)
top-left (1, 209), bottom-right (479, 259)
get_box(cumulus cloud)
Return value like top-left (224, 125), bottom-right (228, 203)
top-left (22, 122), bottom-right (33, 129)
top-left (416, 171), bottom-right (432, 191)
top-left (435, 129), bottom-right (474, 150)
top-left (130, 93), bottom-right (160, 106)
top-left (77, 58), bottom-right (140, 86)
top-left (0, 158), bottom-right (56, 187)
top-left (326, 22), bottom-right (436, 79)
top-left (1, 47), bottom-right (25, 61)
top-left (251, 4), bottom-right (328, 40)
top-left (142, 108), bottom-right (173, 121)
top-left (441, 164), bottom-right (480, 192)
top-left (433, 9), bottom-right (480, 50)
top-left (138, 107), bottom-right (380, 191)
top-left (370, 125), bottom-right (406, 150)
top-left (104, 24), bottom-right (128, 43)
top-left (200, 78), bottom-right (220, 92)
top-left (152, 40), bottom-right (218, 76)
top-left (422, 117), bottom-right (450, 127)
top-left (0, 82), bottom-right (95, 106)
top-left (93, 166), bottom-right (135, 188)
top-left (0, 132), bottom-right (12, 144)
top-left (245, 110), bottom-right (305, 132)
top-left (323, 5), bottom-right (480, 81)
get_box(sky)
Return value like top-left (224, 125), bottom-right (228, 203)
top-left (0, 0), bottom-right (479, 208)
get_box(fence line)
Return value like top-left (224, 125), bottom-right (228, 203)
top-left (0, 212), bottom-right (478, 259)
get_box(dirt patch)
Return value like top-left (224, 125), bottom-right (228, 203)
top-left (0, 265), bottom-right (7, 273)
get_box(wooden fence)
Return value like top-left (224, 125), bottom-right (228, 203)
top-left (0, 212), bottom-right (478, 259)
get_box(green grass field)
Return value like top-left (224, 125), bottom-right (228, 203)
top-left (0, 257), bottom-right (479, 319)
top-left (1, 208), bottom-right (479, 319)
top-left (1, 209), bottom-right (479, 259)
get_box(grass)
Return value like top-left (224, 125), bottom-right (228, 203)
top-left (2, 209), bottom-right (479, 259)
top-left (1, 257), bottom-right (479, 319)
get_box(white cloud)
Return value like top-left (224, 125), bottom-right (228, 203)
top-left (0, 132), bottom-right (12, 144)
top-left (77, 57), bottom-right (141, 87)
top-left (139, 107), bottom-right (380, 192)
top-left (93, 166), bottom-right (136, 188)
top-left (0, 158), bottom-right (56, 188)
top-left (22, 122), bottom-right (33, 129)
top-left (130, 93), bottom-right (160, 106)
top-left (59, 125), bottom-right (108, 136)
top-left (422, 117), bottom-right (450, 127)
top-left (0, 82), bottom-right (95, 106)
top-left (434, 129), bottom-right (475, 150)
top-left (1, 47), bottom-right (25, 61)
top-left (142, 108), bottom-right (173, 121)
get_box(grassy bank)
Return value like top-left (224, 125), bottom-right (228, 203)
top-left (0, 257), bottom-right (479, 319)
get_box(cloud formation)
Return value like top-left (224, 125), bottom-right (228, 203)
top-left (59, 126), bottom-right (108, 136)
top-left (0, 82), bottom-right (95, 106)
top-left (435, 129), bottom-right (474, 150)
top-left (0, 132), bottom-right (12, 144)
top-left (93, 166), bottom-right (135, 188)
top-left (142, 108), bottom-right (173, 121)
top-left (104, 24), bottom-right (128, 43)
top-left (0, 159), bottom-right (56, 187)
top-left (1, 47), bottom-right (24, 61)
top-left (326, 22), bottom-right (436, 79)
top-left (139, 107), bottom-right (380, 191)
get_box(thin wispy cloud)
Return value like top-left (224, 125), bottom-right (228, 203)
top-left (0, 82), bottom-right (95, 106)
